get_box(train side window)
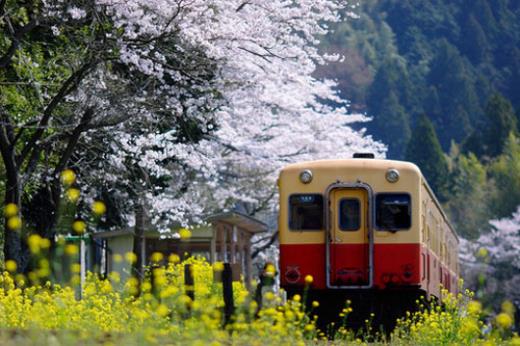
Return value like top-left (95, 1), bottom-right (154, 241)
top-left (289, 194), bottom-right (323, 231)
top-left (376, 193), bottom-right (411, 230)
top-left (339, 198), bottom-right (360, 231)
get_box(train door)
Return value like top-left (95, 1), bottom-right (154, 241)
top-left (327, 188), bottom-right (371, 287)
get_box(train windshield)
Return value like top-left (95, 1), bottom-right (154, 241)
top-left (339, 198), bottom-right (360, 231)
top-left (376, 193), bottom-right (411, 230)
top-left (289, 194), bottom-right (323, 230)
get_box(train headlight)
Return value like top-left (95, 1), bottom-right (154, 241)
top-left (385, 168), bottom-right (400, 183)
top-left (299, 169), bottom-right (313, 184)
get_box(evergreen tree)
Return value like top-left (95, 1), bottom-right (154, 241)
top-left (460, 15), bottom-right (490, 64)
top-left (483, 94), bottom-right (517, 157)
top-left (464, 93), bottom-right (517, 158)
top-left (445, 153), bottom-right (493, 239)
top-left (489, 133), bottom-right (520, 217)
top-left (405, 114), bottom-right (448, 201)
top-left (427, 40), bottom-right (478, 149)
top-left (367, 59), bottom-right (416, 159)
top-left (369, 92), bottom-right (410, 159)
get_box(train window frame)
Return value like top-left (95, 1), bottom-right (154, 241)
top-left (288, 193), bottom-right (324, 231)
top-left (375, 192), bottom-right (412, 231)
top-left (338, 198), bottom-right (361, 231)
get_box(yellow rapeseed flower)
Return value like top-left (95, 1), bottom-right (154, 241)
top-left (40, 238), bottom-right (51, 249)
top-left (91, 201), bottom-right (106, 216)
top-left (28, 234), bottom-right (42, 254)
top-left (5, 260), bottom-right (17, 272)
top-left (71, 263), bottom-right (81, 273)
top-left (113, 254), bottom-right (123, 263)
top-left (477, 247), bottom-right (489, 259)
top-left (66, 188), bottom-right (80, 203)
top-left (265, 263), bottom-right (276, 277)
top-left (293, 294), bottom-right (301, 302)
top-left (213, 261), bottom-right (224, 272)
top-left (156, 304), bottom-right (169, 317)
top-left (4, 203), bottom-right (18, 217)
top-left (60, 169), bottom-right (76, 186)
top-left (7, 216), bottom-right (22, 230)
top-left (72, 220), bottom-right (86, 234)
top-left (178, 228), bottom-right (191, 241)
top-left (304, 274), bottom-right (313, 285)
top-left (125, 252), bottom-right (137, 264)
top-left (312, 301), bottom-right (319, 308)
top-left (496, 312), bottom-right (513, 329)
top-left (502, 300), bottom-right (515, 316)
top-left (168, 253), bottom-right (180, 264)
top-left (65, 244), bottom-right (79, 256)
top-left (467, 300), bottom-right (482, 315)
top-left (151, 252), bottom-right (164, 263)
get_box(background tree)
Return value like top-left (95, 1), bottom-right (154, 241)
top-left (488, 133), bottom-right (520, 218)
top-left (445, 153), bottom-right (494, 239)
top-left (405, 114), bottom-right (448, 201)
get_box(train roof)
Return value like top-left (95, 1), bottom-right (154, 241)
top-left (279, 158), bottom-right (459, 242)
top-left (280, 158), bottom-right (421, 174)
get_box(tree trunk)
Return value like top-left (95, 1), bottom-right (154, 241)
top-left (3, 174), bottom-right (22, 269)
top-left (131, 200), bottom-right (147, 279)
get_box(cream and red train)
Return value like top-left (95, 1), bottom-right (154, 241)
top-left (278, 155), bottom-right (459, 300)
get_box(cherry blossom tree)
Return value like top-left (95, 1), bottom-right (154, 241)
top-left (1, 0), bottom-right (385, 268)
top-left (87, 0), bottom-right (385, 232)
top-left (460, 206), bottom-right (520, 304)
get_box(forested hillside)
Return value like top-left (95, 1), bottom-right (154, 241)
top-left (320, 0), bottom-right (520, 230)
top-left (319, 0), bottom-right (520, 302)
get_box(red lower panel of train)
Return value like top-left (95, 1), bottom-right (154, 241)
top-left (280, 243), bottom-right (422, 290)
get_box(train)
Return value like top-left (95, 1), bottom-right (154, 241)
top-left (278, 154), bottom-right (459, 327)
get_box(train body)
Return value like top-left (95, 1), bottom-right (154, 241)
top-left (278, 157), bottom-right (459, 303)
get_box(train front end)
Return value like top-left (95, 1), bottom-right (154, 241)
top-left (278, 158), bottom-right (423, 295)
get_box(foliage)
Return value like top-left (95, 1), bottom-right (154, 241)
top-left (0, 0), bottom-right (385, 267)
top-left (461, 205), bottom-right (520, 307)
top-left (405, 114), bottom-right (448, 201)
top-left (392, 289), bottom-right (519, 346)
top-left (445, 152), bottom-right (494, 239)
top-left (0, 255), bottom-right (518, 345)
top-left (320, 0), bottom-right (520, 156)
top-left (0, 256), bottom-right (313, 345)
top-left (488, 133), bottom-right (520, 217)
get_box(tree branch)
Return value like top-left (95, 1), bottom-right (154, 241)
top-left (252, 230), bottom-right (278, 259)
top-left (17, 61), bottom-right (97, 166)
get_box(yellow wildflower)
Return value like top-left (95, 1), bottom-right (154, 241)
top-left (5, 260), bottom-right (17, 272)
top-left (178, 228), bottom-right (191, 240)
top-left (213, 261), bottom-right (224, 272)
top-left (60, 169), bottom-right (76, 186)
top-left (7, 216), bottom-right (22, 230)
top-left (168, 253), bottom-right (180, 264)
top-left (65, 244), bottom-right (79, 256)
top-left (304, 274), bottom-right (313, 284)
top-left (125, 252), bottom-right (138, 264)
top-left (496, 312), bottom-right (513, 329)
top-left (467, 300), bottom-right (482, 315)
top-left (27, 234), bottom-right (42, 254)
top-left (72, 220), bottom-right (86, 234)
top-left (151, 252), bottom-right (163, 263)
top-left (91, 201), bottom-right (107, 216)
top-left (4, 203), bottom-right (18, 217)
top-left (66, 188), bottom-right (80, 203)
top-left (156, 304), bottom-right (169, 317)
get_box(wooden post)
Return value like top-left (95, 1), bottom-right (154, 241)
top-left (220, 224), bottom-right (227, 262)
top-left (245, 234), bottom-right (252, 290)
top-left (222, 262), bottom-right (234, 325)
top-left (231, 225), bottom-right (237, 264)
top-left (185, 264), bottom-right (195, 302)
top-left (210, 224), bottom-right (217, 263)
